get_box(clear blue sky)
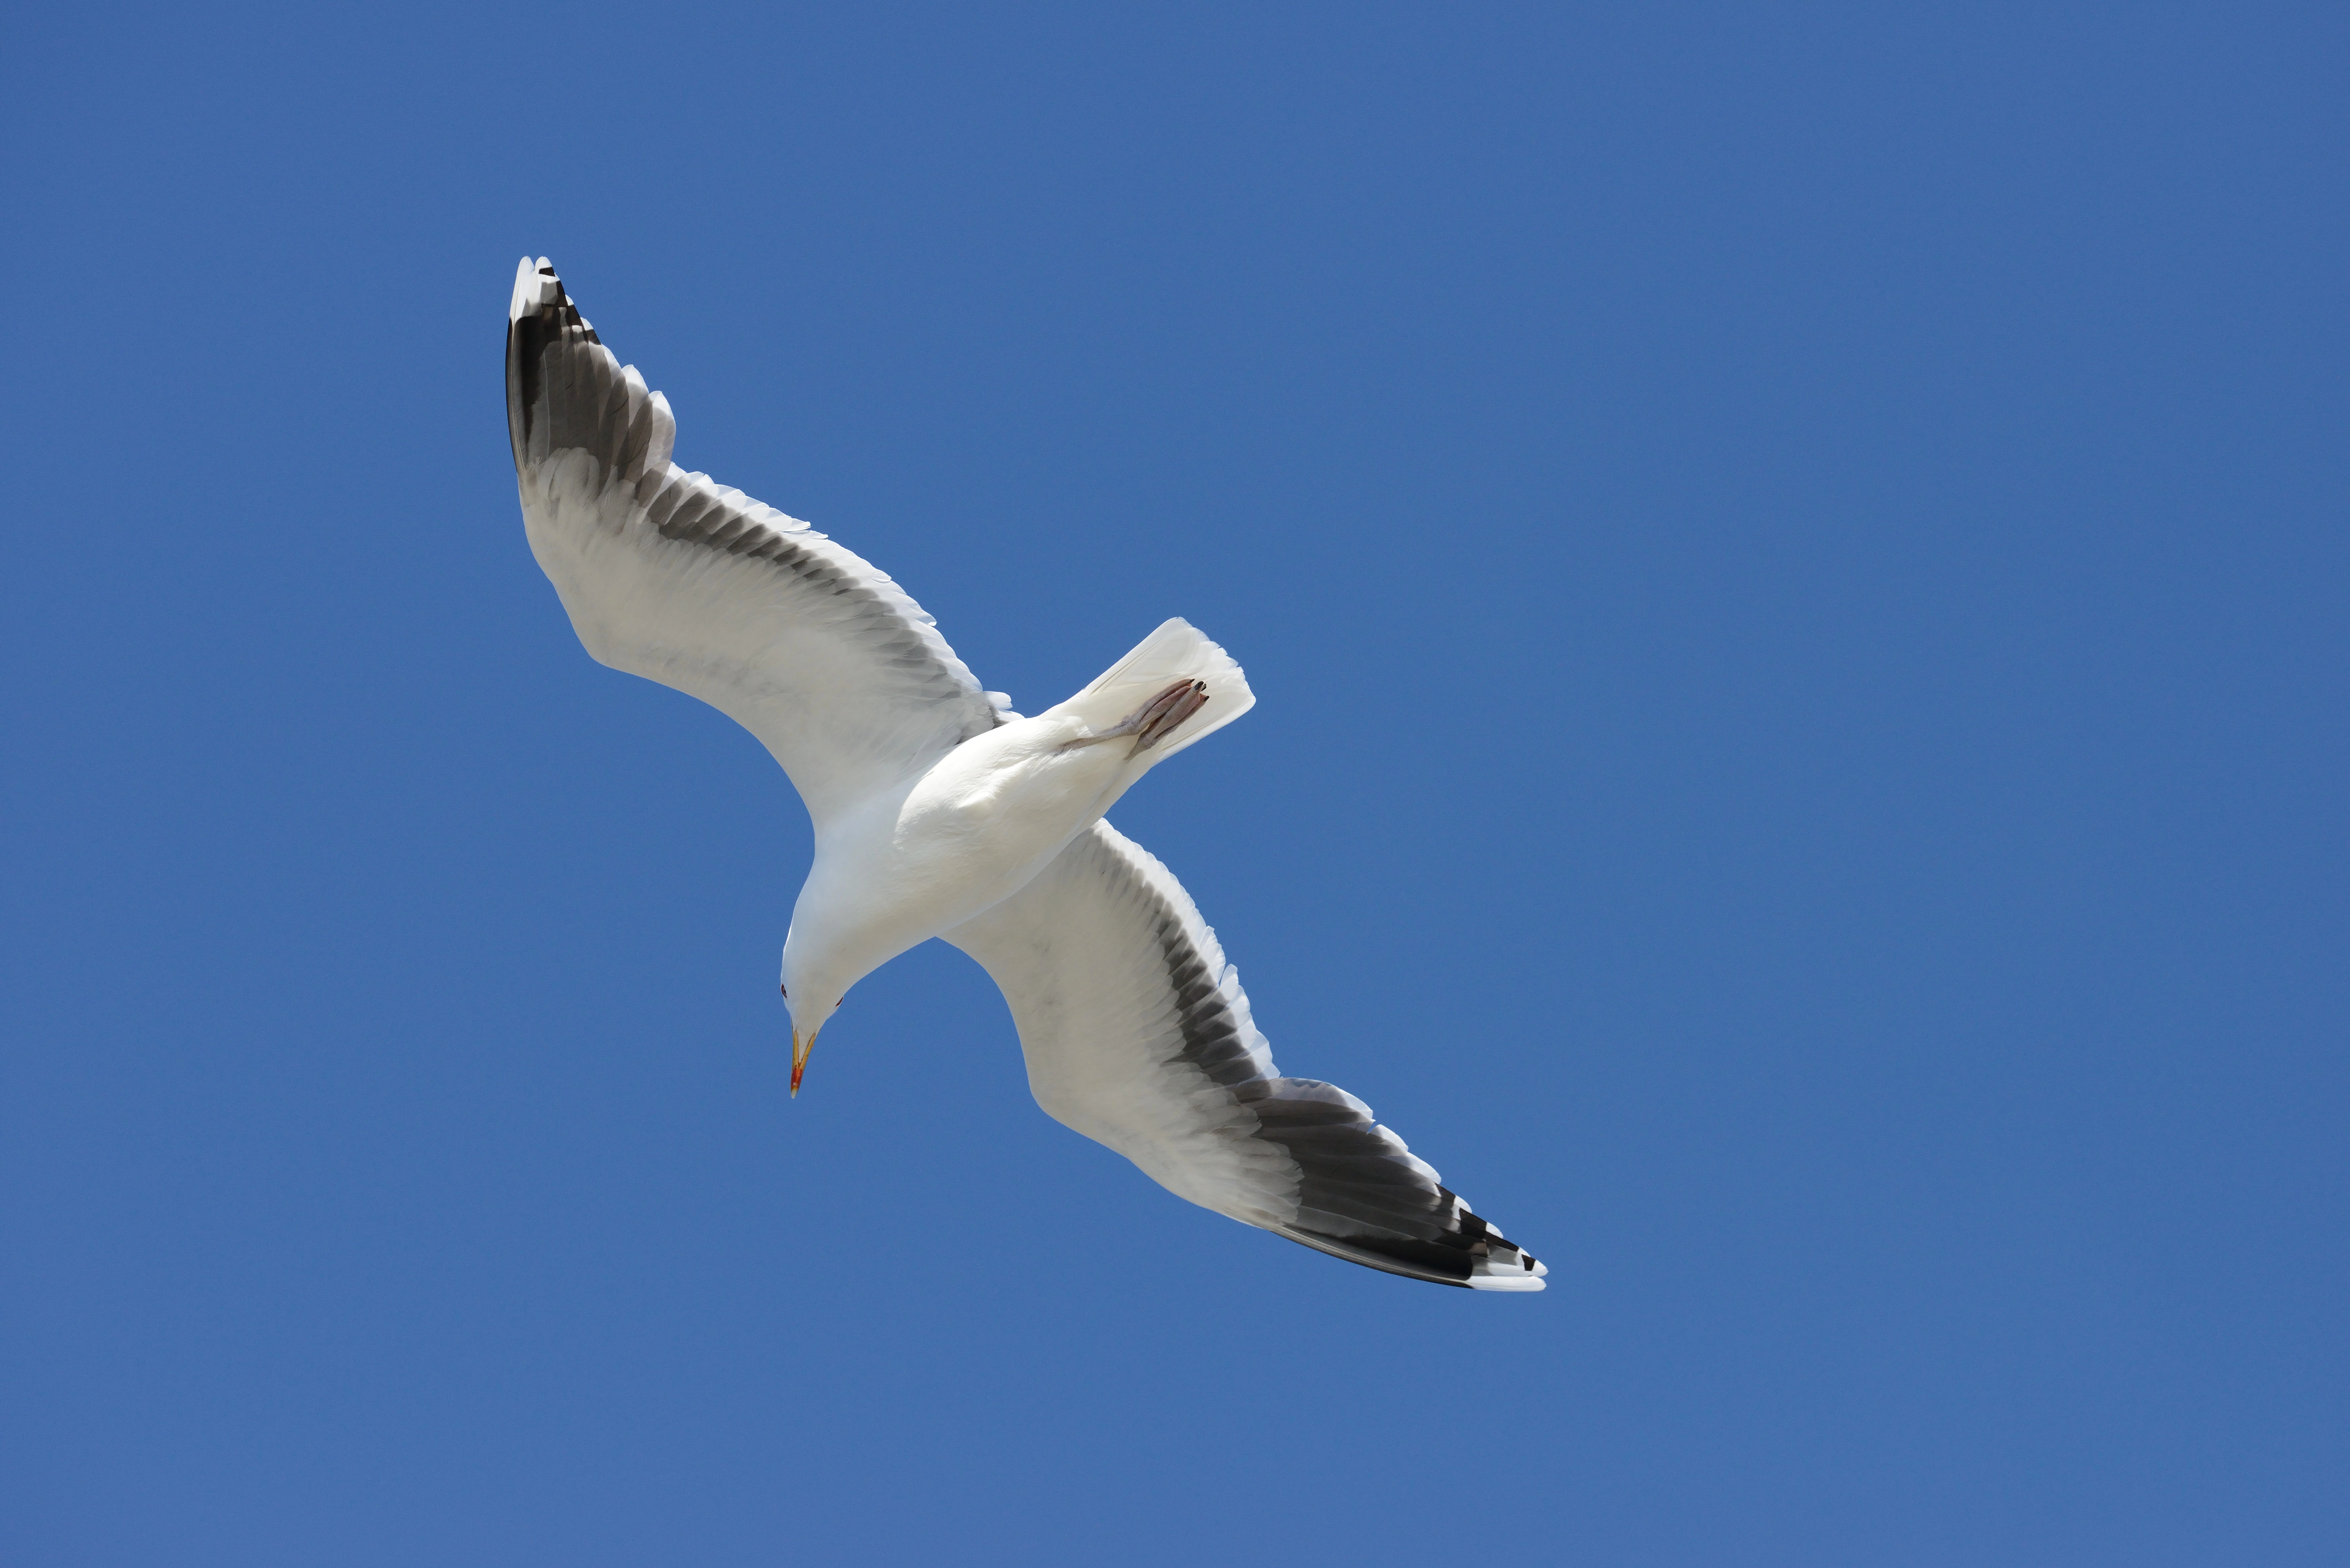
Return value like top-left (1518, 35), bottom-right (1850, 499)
top-left (5, 4), bottom-right (2343, 1564)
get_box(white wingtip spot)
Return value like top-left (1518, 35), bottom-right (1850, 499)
top-left (1467, 1271), bottom-right (1548, 1292)
top-left (1465, 1248), bottom-right (1548, 1292)
top-left (510, 256), bottom-right (560, 322)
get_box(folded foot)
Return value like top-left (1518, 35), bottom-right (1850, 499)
top-left (1073, 679), bottom-right (1212, 753)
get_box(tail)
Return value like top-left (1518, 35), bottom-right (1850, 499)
top-left (1062, 618), bottom-right (1255, 760)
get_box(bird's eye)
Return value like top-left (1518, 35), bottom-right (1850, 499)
top-left (779, 984), bottom-right (788, 997)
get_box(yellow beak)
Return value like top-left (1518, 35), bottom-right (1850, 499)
top-left (790, 1025), bottom-right (818, 1097)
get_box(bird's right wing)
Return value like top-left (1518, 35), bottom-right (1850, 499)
top-left (506, 258), bottom-right (1011, 825)
top-left (942, 821), bottom-right (1548, 1290)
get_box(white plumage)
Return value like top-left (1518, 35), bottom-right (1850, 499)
top-left (507, 258), bottom-right (1545, 1290)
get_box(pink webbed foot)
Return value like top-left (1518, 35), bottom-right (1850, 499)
top-left (1074, 678), bottom-right (1212, 753)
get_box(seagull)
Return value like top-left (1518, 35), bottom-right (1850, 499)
top-left (505, 257), bottom-right (1547, 1291)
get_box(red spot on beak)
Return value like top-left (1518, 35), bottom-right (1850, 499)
top-left (790, 1026), bottom-right (815, 1098)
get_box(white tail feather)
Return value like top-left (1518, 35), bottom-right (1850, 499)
top-left (1061, 618), bottom-right (1255, 760)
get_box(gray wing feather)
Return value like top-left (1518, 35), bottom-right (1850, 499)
top-left (944, 821), bottom-right (1548, 1290)
top-left (506, 259), bottom-right (1007, 822)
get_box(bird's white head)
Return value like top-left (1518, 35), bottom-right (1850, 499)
top-left (778, 886), bottom-right (914, 1096)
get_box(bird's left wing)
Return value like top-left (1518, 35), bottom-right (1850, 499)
top-left (943, 821), bottom-right (1548, 1290)
top-left (506, 258), bottom-right (1009, 825)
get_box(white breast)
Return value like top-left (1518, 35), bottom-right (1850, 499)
top-left (790, 714), bottom-right (1146, 992)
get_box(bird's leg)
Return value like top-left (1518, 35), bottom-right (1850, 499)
top-left (1130, 679), bottom-right (1211, 749)
top-left (1067, 679), bottom-right (1212, 753)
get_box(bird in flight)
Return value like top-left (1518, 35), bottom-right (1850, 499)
top-left (505, 258), bottom-right (1546, 1290)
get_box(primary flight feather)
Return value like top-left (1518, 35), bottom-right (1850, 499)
top-left (506, 257), bottom-right (1546, 1290)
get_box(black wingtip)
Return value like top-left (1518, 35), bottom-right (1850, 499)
top-left (1274, 1225), bottom-right (1477, 1286)
top-left (1272, 1194), bottom-right (1547, 1291)
top-left (504, 257), bottom-right (605, 472)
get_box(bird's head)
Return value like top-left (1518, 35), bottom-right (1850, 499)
top-left (778, 965), bottom-right (848, 1098)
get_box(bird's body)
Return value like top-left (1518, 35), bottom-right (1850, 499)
top-left (783, 627), bottom-right (1249, 1052)
top-left (507, 257), bottom-right (1547, 1289)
